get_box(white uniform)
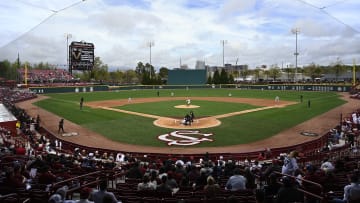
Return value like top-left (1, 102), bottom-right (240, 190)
top-left (275, 96), bottom-right (279, 102)
top-left (186, 99), bottom-right (191, 105)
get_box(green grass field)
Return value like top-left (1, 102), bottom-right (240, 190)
top-left (34, 89), bottom-right (346, 147)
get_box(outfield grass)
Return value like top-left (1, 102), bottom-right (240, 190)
top-left (34, 89), bottom-right (346, 147)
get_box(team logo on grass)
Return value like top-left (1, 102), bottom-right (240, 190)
top-left (158, 130), bottom-right (213, 146)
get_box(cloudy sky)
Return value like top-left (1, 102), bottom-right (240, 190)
top-left (0, 0), bottom-right (359, 70)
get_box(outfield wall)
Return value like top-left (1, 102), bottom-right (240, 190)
top-left (110, 84), bottom-right (352, 92)
top-left (29, 84), bottom-right (351, 94)
top-left (29, 85), bottom-right (108, 94)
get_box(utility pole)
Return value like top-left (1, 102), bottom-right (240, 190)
top-left (292, 28), bottom-right (300, 83)
top-left (220, 40), bottom-right (227, 67)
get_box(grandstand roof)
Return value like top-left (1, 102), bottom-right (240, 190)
top-left (0, 104), bottom-right (17, 123)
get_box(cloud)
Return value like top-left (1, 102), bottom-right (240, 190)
top-left (0, 0), bottom-right (359, 70)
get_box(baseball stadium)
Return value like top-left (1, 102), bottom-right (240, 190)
top-left (1, 1), bottom-right (360, 202)
top-left (1, 68), bottom-right (360, 203)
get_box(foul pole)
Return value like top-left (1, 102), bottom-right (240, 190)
top-left (353, 59), bottom-right (356, 86)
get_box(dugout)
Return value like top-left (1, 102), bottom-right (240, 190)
top-left (168, 69), bottom-right (207, 85)
top-left (0, 104), bottom-right (17, 136)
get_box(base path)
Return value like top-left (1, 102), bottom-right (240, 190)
top-left (16, 93), bottom-right (358, 154)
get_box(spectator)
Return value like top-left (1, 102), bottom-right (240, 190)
top-left (126, 161), bottom-right (142, 179)
top-left (195, 171), bottom-right (208, 190)
top-left (102, 194), bottom-right (115, 203)
top-left (156, 175), bottom-right (172, 194)
top-left (263, 159), bottom-right (282, 177)
top-left (204, 176), bottom-right (220, 199)
top-left (330, 174), bottom-right (360, 203)
top-left (13, 162), bottom-right (27, 185)
top-left (187, 165), bottom-right (200, 185)
top-left (276, 176), bottom-right (303, 203)
top-left (212, 161), bottom-right (223, 180)
top-left (302, 164), bottom-right (324, 203)
top-left (149, 170), bottom-right (160, 186)
top-left (281, 151), bottom-right (299, 176)
top-left (38, 165), bottom-right (57, 184)
top-left (15, 144), bottom-right (26, 155)
top-left (48, 186), bottom-right (76, 203)
top-left (137, 174), bottom-right (156, 191)
top-left (3, 166), bottom-right (25, 189)
top-left (225, 168), bottom-right (247, 191)
top-left (257, 151), bottom-right (266, 161)
top-left (264, 173), bottom-right (282, 202)
top-left (320, 158), bottom-right (335, 173)
top-left (166, 171), bottom-right (178, 190)
top-left (76, 187), bottom-right (93, 203)
top-left (90, 180), bottom-right (118, 203)
top-left (244, 167), bottom-right (256, 189)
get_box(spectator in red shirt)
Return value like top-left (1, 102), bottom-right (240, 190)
top-left (38, 166), bottom-right (57, 184)
top-left (3, 167), bottom-right (25, 189)
top-left (15, 144), bottom-right (26, 155)
top-left (302, 164), bottom-right (325, 203)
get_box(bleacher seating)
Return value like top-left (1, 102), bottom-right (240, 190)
top-left (18, 68), bottom-right (74, 84)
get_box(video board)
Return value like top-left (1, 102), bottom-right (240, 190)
top-left (69, 41), bottom-right (94, 71)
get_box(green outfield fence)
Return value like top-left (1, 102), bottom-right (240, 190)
top-left (29, 84), bottom-right (352, 94)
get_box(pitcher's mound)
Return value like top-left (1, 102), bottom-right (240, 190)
top-left (154, 117), bottom-right (221, 129)
top-left (175, 105), bottom-right (200, 109)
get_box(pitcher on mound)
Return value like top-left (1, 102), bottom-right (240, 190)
top-left (186, 98), bottom-right (191, 106)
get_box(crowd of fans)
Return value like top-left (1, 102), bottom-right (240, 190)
top-left (18, 69), bottom-right (74, 84)
top-left (0, 88), bottom-right (360, 203)
top-left (0, 88), bottom-right (36, 103)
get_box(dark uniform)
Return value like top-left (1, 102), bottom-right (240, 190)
top-left (80, 97), bottom-right (84, 110)
top-left (58, 119), bottom-right (64, 133)
top-left (190, 111), bottom-right (195, 122)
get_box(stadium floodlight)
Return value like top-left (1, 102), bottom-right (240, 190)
top-left (291, 28), bottom-right (300, 83)
top-left (65, 33), bottom-right (72, 73)
top-left (147, 41), bottom-right (155, 66)
top-left (220, 40), bottom-right (227, 67)
top-left (147, 41), bottom-right (155, 78)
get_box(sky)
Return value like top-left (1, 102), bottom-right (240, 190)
top-left (0, 0), bottom-right (359, 71)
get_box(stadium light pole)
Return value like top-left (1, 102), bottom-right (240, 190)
top-left (65, 33), bottom-right (72, 73)
top-left (291, 28), bottom-right (300, 83)
top-left (147, 41), bottom-right (155, 78)
top-left (220, 40), bottom-right (227, 67)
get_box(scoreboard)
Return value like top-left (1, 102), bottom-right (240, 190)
top-left (69, 41), bottom-right (94, 71)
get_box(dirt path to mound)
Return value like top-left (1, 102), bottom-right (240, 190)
top-left (17, 93), bottom-right (358, 154)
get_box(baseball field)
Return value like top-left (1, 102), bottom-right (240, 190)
top-left (31, 88), bottom-right (346, 148)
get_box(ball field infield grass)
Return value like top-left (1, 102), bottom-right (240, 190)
top-left (34, 89), bottom-right (346, 147)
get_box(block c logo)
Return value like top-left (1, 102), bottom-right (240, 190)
top-left (158, 130), bottom-right (213, 146)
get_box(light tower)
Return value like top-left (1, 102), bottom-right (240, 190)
top-left (220, 40), bottom-right (227, 67)
top-left (291, 28), bottom-right (300, 83)
top-left (65, 33), bottom-right (72, 73)
top-left (147, 41), bottom-right (155, 78)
